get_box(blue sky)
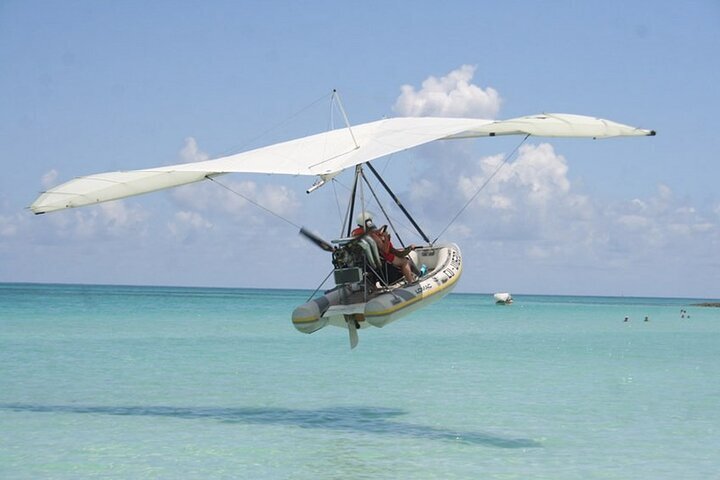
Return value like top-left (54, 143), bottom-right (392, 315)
top-left (1, 0), bottom-right (718, 298)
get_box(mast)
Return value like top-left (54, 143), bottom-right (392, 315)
top-left (332, 89), bottom-right (359, 150)
top-left (345, 165), bottom-right (362, 237)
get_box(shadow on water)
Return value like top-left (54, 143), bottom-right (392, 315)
top-left (0, 403), bottom-right (540, 449)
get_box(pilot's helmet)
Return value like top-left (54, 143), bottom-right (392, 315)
top-left (356, 211), bottom-right (375, 229)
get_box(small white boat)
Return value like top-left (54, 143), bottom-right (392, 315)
top-left (494, 292), bottom-right (513, 304)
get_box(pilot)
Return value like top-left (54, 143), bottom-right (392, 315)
top-left (351, 212), bottom-right (381, 269)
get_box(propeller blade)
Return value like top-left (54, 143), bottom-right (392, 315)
top-left (299, 227), bottom-right (334, 252)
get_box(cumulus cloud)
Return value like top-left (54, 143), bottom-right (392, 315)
top-left (180, 137), bottom-right (209, 163)
top-left (609, 184), bottom-right (718, 250)
top-left (458, 144), bottom-right (590, 246)
top-left (44, 201), bottom-right (150, 240)
top-left (171, 176), bottom-right (300, 224)
top-left (171, 138), bottom-right (300, 224)
top-left (390, 67), bottom-right (720, 291)
top-left (407, 141), bottom-right (589, 240)
top-left (0, 213), bottom-right (20, 237)
top-left (167, 210), bottom-right (213, 241)
top-left (41, 169), bottom-right (59, 189)
top-left (402, 131), bottom-right (717, 284)
top-left (393, 65), bottom-right (501, 118)
top-left (397, 66), bottom-right (577, 240)
top-left (468, 143), bottom-right (574, 210)
top-left (425, 142), bottom-right (718, 273)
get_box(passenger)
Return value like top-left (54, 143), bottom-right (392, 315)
top-left (352, 212), bottom-right (418, 283)
top-left (376, 228), bottom-right (418, 284)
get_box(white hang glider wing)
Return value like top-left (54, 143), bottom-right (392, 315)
top-left (30, 114), bottom-right (654, 214)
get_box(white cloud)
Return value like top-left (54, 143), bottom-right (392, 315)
top-left (41, 169), bottom-right (59, 189)
top-left (393, 65), bottom-right (501, 118)
top-left (526, 244), bottom-right (561, 260)
top-left (448, 143), bottom-right (585, 227)
top-left (490, 194), bottom-right (513, 210)
top-left (180, 137), bottom-right (209, 163)
top-left (657, 183), bottom-right (673, 201)
top-left (171, 138), bottom-right (300, 224)
top-left (0, 214), bottom-right (20, 237)
top-left (408, 177), bottom-right (437, 203)
top-left (167, 210), bottom-right (213, 241)
top-left (617, 214), bottom-right (651, 230)
top-left (256, 184), bottom-right (298, 217)
top-left (45, 201), bottom-right (150, 240)
top-left (389, 73), bottom-right (720, 293)
top-left (402, 138), bottom-right (595, 253)
top-left (692, 222), bottom-right (714, 233)
top-left (401, 129), bottom-right (720, 280)
top-left (171, 178), bottom-right (300, 223)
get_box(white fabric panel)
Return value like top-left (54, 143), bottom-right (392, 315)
top-left (167, 117), bottom-right (491, 176)
top-left (30, 170), bottom-right (210, 213)
top-left (446, 113), bottom-right (655, 139)
top-left (31, 118), bottom-right (488, 214)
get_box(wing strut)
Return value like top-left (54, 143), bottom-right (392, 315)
top-left (365, 162), bottom-right (431, 245)
top-left (345, 165), bottom-right (362, 237)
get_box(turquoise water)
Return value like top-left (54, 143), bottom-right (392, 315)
top-left (1, 283), bottom-right (719, 479)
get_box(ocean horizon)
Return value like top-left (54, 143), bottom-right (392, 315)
top-left (1, 282), bottom-right (719, 479)
top-left (6, 280), bottom-right (719, 302)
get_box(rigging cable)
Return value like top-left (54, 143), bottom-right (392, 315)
top-left (331, 89), bottom-right (359, 149)
top-left (331, 178), bottom-right (345, 233)
top-left (218, 91), bottom-right (334, 158)
top-left (204, 90), bottom-right (338, 231)
top-left (432, 134), bottom-right (531, 244)
top-left (206, 176), bottom-right (301, 230)
top-left (333, 171), bottom-right (425, 244)
top-left (306, 269), bottom-right (335, 302)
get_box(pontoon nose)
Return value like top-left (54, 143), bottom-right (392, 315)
top-left (292, 301), bottom-right (328, 334)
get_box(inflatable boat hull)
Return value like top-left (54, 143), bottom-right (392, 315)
top-left (292, 243), bottom-right (462, 333)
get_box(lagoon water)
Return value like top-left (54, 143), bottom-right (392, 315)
top-left (1, 283), bottom-right (719, 479)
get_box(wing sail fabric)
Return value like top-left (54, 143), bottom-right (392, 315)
top-left (170, 117), bottom-right (491, 176)
top-left (447, 113), bottom-right (656, 139)
top-left (30, 114), bottom-right (654, 214)
top-left (30, 117), bottom-right (489, 214)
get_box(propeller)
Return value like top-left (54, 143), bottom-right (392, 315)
top-left (299, 227), bottom-right (335, 252)
top-left (299, 226), bottom-right (361, 349)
